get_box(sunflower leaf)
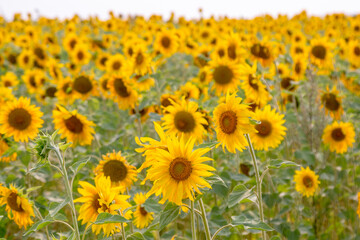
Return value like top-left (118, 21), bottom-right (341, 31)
top-left (23, 219), bottom-right (53, 236)
top-left (194, 141), bottom-right (218, 150)
top-left (206, 174), bottom-right (228, 188)
top-left (70, 157), bottom-right (91, 174)
top-left (228, 184), bottom-right (254, 208)
top-left (49, 197), bottom-right (70, 217)
top-left (231, 215), bottom-right (274, 231)
top-left (144, 198), bottom-right (162, 213)
top-left (127, 232), bottom-right (146, 240)
top-left (159, 202), bottom-right (180, 230)
top-left (93, 212), bottom-right (130, 224)
top-left (268, 159), bottom-right (300, 169)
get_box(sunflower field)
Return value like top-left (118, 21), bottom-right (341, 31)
top-left (0, 10), bottom-right (360, 240)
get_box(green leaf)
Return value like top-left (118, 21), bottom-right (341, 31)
top-left (143, 198), bottom-right (162, 213)
top-left (49, 197), bottom-right (70, 217)
top-left (159, 202), bottom-right (180, 230)
top-left (93, 212), bottom-right (130, 224)
top-left (127, 232), bottom-right (146, 240)
top-left (268, 159), bottom-right (299, 169)
top-left (23, 219), bottom-right (52, 236)
top-left (194, 141), bottom-right (218, 150)
top-left (228, 185), bottom-right (254, 208)
top-left (231, 215), bottom-right (274, 231)
top-left (206, 175), bottom-right (227, 188)
top-left (70, 157), bottom-right (90, 174)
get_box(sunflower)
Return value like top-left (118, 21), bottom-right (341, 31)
top-left (322, 121), bottom-right (355, 154)
top-left (133, 193), bottom-right (154, 229)
top-left (17, 50), bottom-right (34, 69)
top-left (162, 98), bottom-right (207, 143)
top-left (0, 185), bottom-right (34, 229)
top-left (213, 92), bottom-right (256, 153)
top-left (52, 105), bottom-right (95, 146)
top-left (0, 97), bottom-right (43, 142)
top-left (250, 105), bottom-right (287, 151)
top-left (99, 74), bottom-right (112, 98)
top-left (224, 33), bottom-right (246, 62)
top-left (320, 86), bottom-right (343, 120)
top-left (131, 74), bottom-right (155, 92)
top-left (1, 72), bottom-right (19, 88)
top-left (131, 45), bottom-right (152, 75)
top-left (63, 33), bottom-right (79, 52)
top-left (33, 45), bottom-right (47, 67)
top-left (146, 135), bottom-right (215, 205)
top-left (106, 54), bottom-right (128, 74)
top-left (55, 76), bottom-right (75, 105)
top-left (154, 30), bottom-right (178, 57)
top-left (348, 39), bottom-right (360, 68)
top-left (22, 69), bottom-right (46, 94)
top-left (94, 151), bottom-right (137, 192)
top-left (0, 87), bottom-right (15, 105)
top-left (340, 73), bottom-right (360, 96)
top-left (209, 58), bottom-right (241, 95)
top-left (292, 55), bottom-right (307, 80)
top-left (70, 44), bottom-right (91, 65)
top-left (176, 82), bottom-right (200, 101)
top-left (309, 38), bottom-right (334, 71)
top-left (290, 43), bottom-right (308, 58)
top-left (96, 52), bottom-right (110, 71)
top-left (293, 167), bottom-right (320, 197)
top-left (248, 39), bottom-right (274, 67)
top-left (0, 137), bottom-right (17, 162)
top-left (74, 176), bottom-right (132, 237)
top-left (72, 74), bottom-right (98, 100)
top-left (107, 75), bottom-right (138, 110)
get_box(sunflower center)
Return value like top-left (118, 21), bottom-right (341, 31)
top-left (62, 83), bottom-right (72, 94)
top-left (136, 53), bottom-right (144, 65)
top-left (100, 56), bottom-right (108, 66)
top-left (34, 47), bottom-right (45, 60)
top-left (199, 72), bottom-right (206, 82)
top-left (161, 98), bottom-right (173, 108)
top-left (255, 120), bottom-right (272, 137)
top-left (354, 46), bottom-right (360, 56)
top-left (114, 78), bottom-right (130, 97)
top-left (139, 206), bottom-right (148, 216)
top-left (73, 76), bottom-right (93, 94)
top-left (161, 36), bottom-right (171, 48)
top-left (23, 55), bottom-right (29, 64)
top-left (250, 44), bottom-right (270, 59)
top-left (295, 62), bottom-right (301, 74)
top-left (331, 128), bottom-right (345, 141)
top-left (128, 47), bottom-right (134, 57)
top-left (281, 77), bottom-right (295, 91)
top-left (77, 51), bottom-right (84, 60)
top-left (295, 47), bottom-right (303, 54)
top-left (101, 79), bottom-right (109, 90)
top-left (311, 45), bottom-right (326, 60)
top-left (29, 76), bottom-right (37, 87)
top-left (65, 116), bottom-right (83, 133)
top-left (8, 108), bottom-right (32, 130)
top-left (69, 39), bottom-right (77, 49)
top-left (302, 176), bottom-right (314, 188)
top-left (323, 93), bottom-right (340, 111)
top-left (112, 61), bottom-right (121, 71)
top-left (174, 111), bottom-right (196, 133)
top-left (169, 157), bottom-right (192, 181)
top-left (4, 81), bottom-right (12, 87)
top-left (227, 45), bottom-right (236, 60)
top-left (103, 160), bottom-right (128, 182)
top-left (248, 75), bottom-right (259, 90)
top-left (219, 111), bottom-right (237, 134)
top-left (7, 192), bottom-right (24, 212)
top-left (218, 49), bottom-right (225, 57)
top-left (92, 194), bottom-right (102, 211)
top-left (46, 87), bottom-right (57, 98)
top-left (213, 65), bottom-right (234, 85)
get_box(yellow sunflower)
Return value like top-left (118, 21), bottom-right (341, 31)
top-left (322, 121), bottom-right (355, 154)
top-left (309, 38), bottom-right (334, 72)
top-left (94, 151), bottom-right (137, 192)
top-left (209, 58), bottom-right (241, 95)
top-left (294, 167), bottom-right (320, 197)
top-left (0, 87), bottom-right (15, 105)
top-left (74, 176), bottom-right (132, 237)
top-left (70, 44), bottom-right (91, 65)
top-left (52, 105), bottom-right (95, 146)
top-left (320, 86), bottom-right (343, 120)
top-left (0, 97), bottom-right (43, 142)
top-left (248, 38), bottom-right (275, 67)
top-left (146, 135), bottom-right (215, 205)
top-left (17, 50), bottom-right (34, 69)
top-left (106, 54), bottom-right (129, 74)
top-left (162, 98), bottom-right (207, 143)
top-left (95, 52), bottom-right (110, 71)
top-left (22, 69), bottom-right (46, 94)
top-left (154, 29), bottom-right (178, 57)
top-left (292, 55), bottom-right (307, 80)
top-left (72, 74), bottom-right (99, 100)
top-left (176, 82), bottom-right (200, 101)
top-left (0, 137), bottom-right (17, 163)
top-left (55, 76), bottom-right (75, 105)
top-left (213, 92), bottom-right (256, 153)
top-left (133, 193), bottom-right (154, 229)
top-left (107, 75), bottom-right (139, 110)
top-left (130, 74), bottom-right (155, 92)
top-left (131, 46), bottom-right (152, 75)
top-left (0, 185), bottom-right (34, 229)
top-left (340, 73), bottom-right (360, 96)
top-left (348, 39), bottom-right (360, 68)
top-left (1, 72), bottom-right (19, 88)
top-left (250, 105), bottom-right (287, 151)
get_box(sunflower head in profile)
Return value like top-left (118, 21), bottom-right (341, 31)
top-left (175, 82), bottom-right (200, 101)
top-left (107, 75), bottom-right (138, 110)
top-left (154, 30), bottom-right (179, 57)
top-left (294, 167), bottom-right (320, 197)
top-left (0, 185), bottom-right (35, 229)
top-left (320, 86), bottom-right (343, 120)
top-left (94, 151), bottom-right (137, 192)
top-left (213, 92), bottom-right (256, 153)
top-left (72, 74), bottom-right (98, 100)
top-left (0, 137), bottom-right (17, 163)
top-left (209, 58), bottom-right (241, 96)
top-left (133, 193), bottom-right (154, 229)
top-left (340, 73), bottom-right (360, 96)
top-left (162, 98), bottom-right (207, 143)
top-left (146, 135), bottom-right (215, 205)
top-left (250, 105), bottom-right (287, 151)
top-left (74, 176), bottom-right (132, 237)
top-left (52, 105), bottom-right (95, 146)
top-left (322, 121), bottom-right (355, 154)
top-left (0, 97), bottom-right (43, 142)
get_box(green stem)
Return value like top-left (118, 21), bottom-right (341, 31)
top-left (33, 206), bottom-right (50, 240)
top-left (199, 198), bottom-right (211, 240)
top-left (211, 224), bottom-right (233, 240)
top-left (190, 200), bottom-right (197, 240)
top-left (121, 222), bottom-right (126, 240)
top-left (245, 134), bottom-right (266, 240)
top-left (53, 147), bottom-right (81, 240)
top-left (126, 188), bottom-right (134, 234)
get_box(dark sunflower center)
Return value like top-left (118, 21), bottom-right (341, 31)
top-left (69, 39), bottom-right (77, 49)
top-left (302, 176), bottom-right (314, 188)
top-left (7, 192), bottom-right (23, 212)
top-left (114, 78), bottom-right (130, 97)
top-left (4, 81), bottom-right (11, 87)
top-left (8, 54), bottom-right (17, 65)
top-left (100, 57), bottom-right (108, 66)
top-left (250, 44), bottom-right (270, 59)
top-left (281, 77), bottom-right (295, 91)
top-left (136, 53), bottom-right (144, 65)
top-left (29, 76), bottom-right (37, 87)
top-left (169, 157), bottom-right (192, 181)
top-left (213, 65), bottom-right (234, 85)
top-left (45, 87), bottom-right (57, 98)
top-left (73, 76), bottom-right (93, 94)
top-left (23, 55), bottom-right (29, 64)
top-left (161, 36), bottom-right (171, 48)
top-left (331, 128), bottom-right (345, 141)
top-left (227, 44), bottom-right (236, 60)
top-left (139, 206), bottom-right (148, 216)
top-left (103, 160), bottom-right (128, 182)
top-left (323, 93), bottom-right (340, 111)
top-left (8, 108), bottom-right (32, 130)
top-left (77, 51), bottom-right (84, 60)
top-left (199, 72), bottom-right (206, 82)
top-left (62, 83), bottom-right (72, 94)
top-left (161, 98), bottom-right (173, 108)
top-left (311, 45), bottom-right (326, 60)
top-left (295, 47), bottom-right (303, 54)
top-left (295, 62), bottom-right (301, 74)
top-left (354, 46), bottom-right (360, 56)
top-left (255, 120), bottom-right (272, 137)
top-left (128, 48), bottom-right (134, 57)
top-left (248, 75), bottom-right (259, 90)
top-left (65, 116), bottom-right (83, 133)
top-left (219, 110), bottom-right (237, 134)
top-left (174, 111), bottom-right (196, 133)
top-left (218, 49), bottom-right (225, 57)
top-left (34, 47), bottom-right (45, 60)
top-left (101, 79), bottom-right (109, 90)
top-left (112, 61), bottom-right (121, 71)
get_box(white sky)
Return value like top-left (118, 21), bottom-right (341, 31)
top-left (0, 0), bottom-right (359, 20)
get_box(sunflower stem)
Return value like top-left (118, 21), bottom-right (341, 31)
top-left (190, 200), bottom-right (197, 240)
top-left (245, 134), bottom-right (266, 240)
top-left (198, 198), bottom-right (211, 240)
top-left (126, 188), bottom-right (134, 234)
top-left (121, 222), bottom-right (127, 240)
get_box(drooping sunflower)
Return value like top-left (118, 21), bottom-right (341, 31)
top-left (146, 135), bottom-right (215, 205)
top-left (74, 176), bottom-right (132, 237)
top-left (209, 58), bottom-right (241, 95)
top-left (294, 167), bottom-right (320, 197)
top-left (322, 121), bottom-right (355, 154)
top-left (0, 185), bottom-right (35, 229)
top-left (72, 74), bottom-right (98, 100)
top-left (52, 105), bottom-right (95, 146)
top-left (213, 92), bottom-right (256, 153)
top-left (0, 97), bottom-right (43, 142)
top-left (107, 75), bottom-right (138, 110)
top-left (133, 193), bottom-right (154, 229)
top-left (162, 98), bottom-right (207, 143)
top-left (94, 151), bottom-right (137, 192)
top-left (0, 137), bottom-right (17, 162)
top-left (250, 105), bottom-right (287, 151)
top-left (320, 86), bottom-right (343, 120)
